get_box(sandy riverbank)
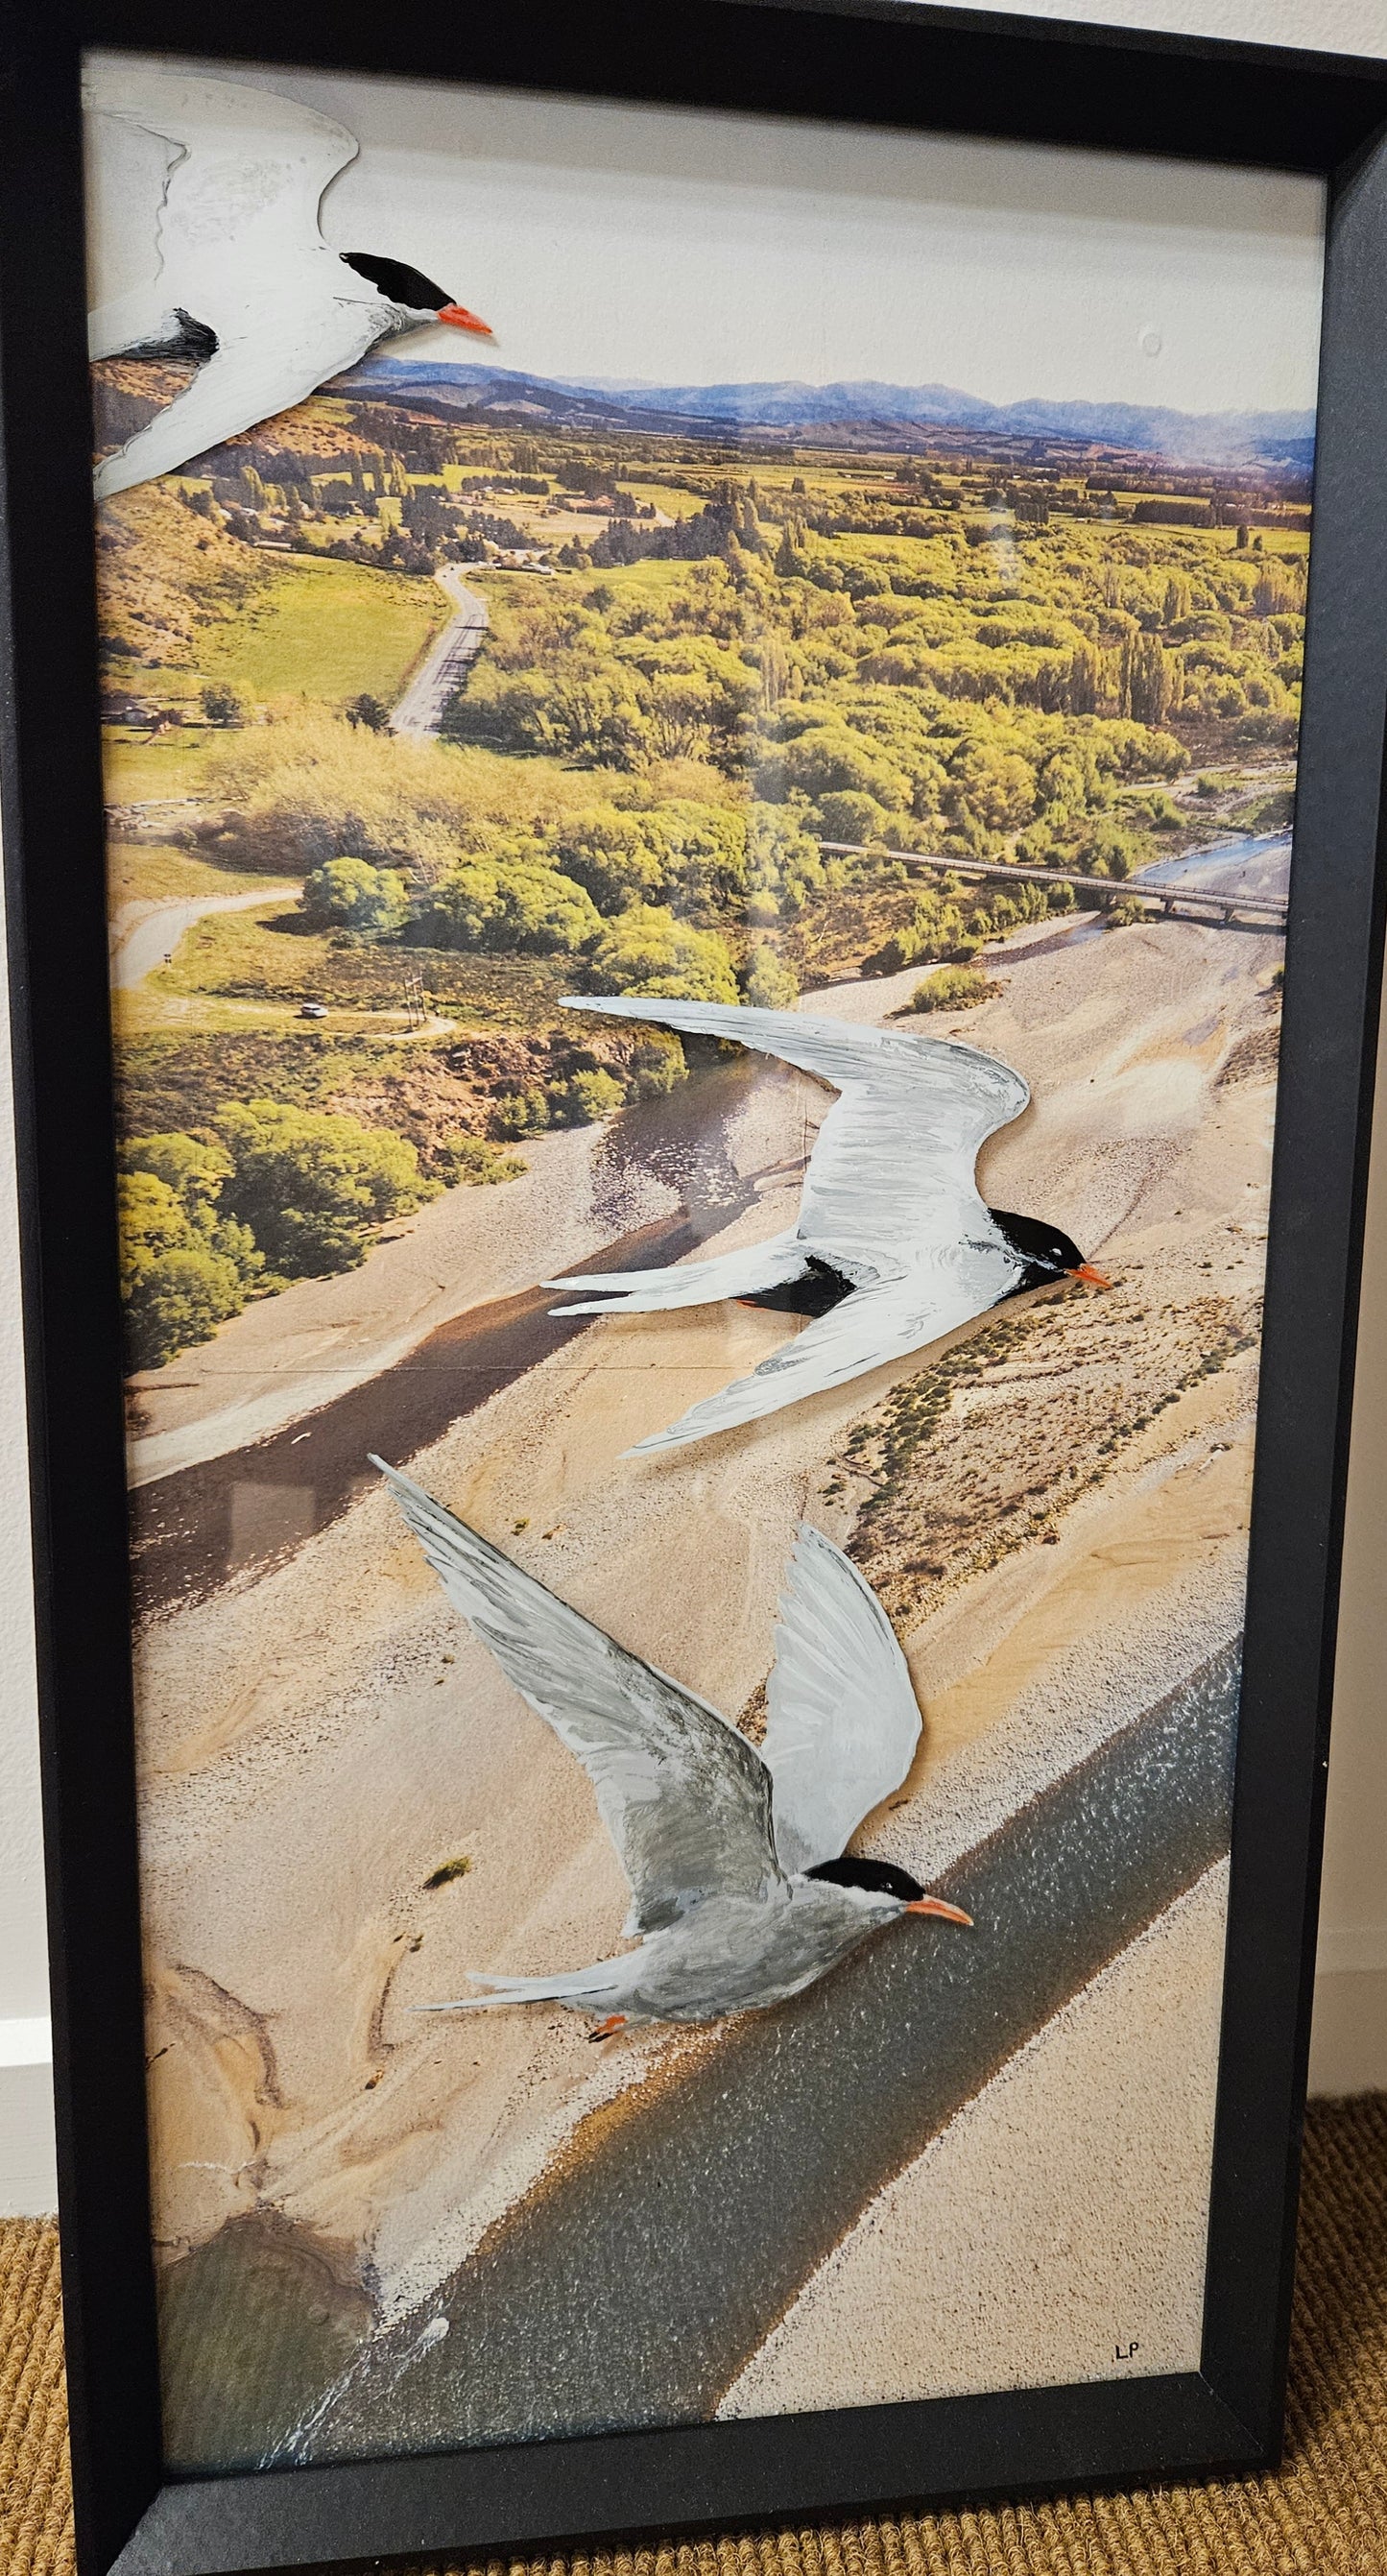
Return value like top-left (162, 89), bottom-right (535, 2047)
top-left (125, 1117), bottom-right (681, 1483)
top-left (133, 905), bottom-right (1279, 2427)
top-left (720, 1862), bottom-right (1230, 2417)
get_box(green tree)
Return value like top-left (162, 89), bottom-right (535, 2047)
top-left (1066, 641), bottom-right (1103, 715)
top-left (123, 1129), bottom-right (235, 1216)
top-left (767, 722), bottom-right (911, 811)
top-left (1125, 633), bottom-right (1174, 727)
top-left (433, 1134), bottom-right (527, 1185)
top-left (586, 904), bottom-right (738, 1002)
top-left (494, 1087), bottom-right (551, 1139)
top-left (300, 856), bottom-right (410, 937)
top-left (815, 790), bottom-right (892, 846)
top-left (202, 684), bottom-right (247, 727)
top-left (626, 1031), bottom-right (687, 1099)
top-left (422, 854), bottom-right (601, 955)
top-left (553, 811), bottom-right (667, 914)
top-left (551, 1068), bottom-right (625, 1125)
top-left (1076, 822), bottom-right (1145, 879)
top-left (214, 1099), bottom-right (435, 1276)
top-left (120, 1222), bottom-right (248, 1369)
top-left (555, 802), bottom-right (747, 918)
top-left (117, 1144), bottom-right (263, 1368)
top-left (346, 692), bottom-right (391, 731)
top-left (743, 943), bottom-right (800, 1008)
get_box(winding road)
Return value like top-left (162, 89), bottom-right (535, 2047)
top-left (108, 885), bottom-right (295, 990)
top-left (390, 568), bottom-right (490, 737)
top-left (108, 563), bottom-right (491, 985)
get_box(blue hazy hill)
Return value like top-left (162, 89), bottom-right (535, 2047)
top-left (336, 358), bottom-right (1314, 468)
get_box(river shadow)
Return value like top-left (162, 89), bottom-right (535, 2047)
top-left (130, 1059), bottom-right (761, 1619)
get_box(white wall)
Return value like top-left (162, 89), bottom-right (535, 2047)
top-left (3, 0), bottom-right (1387, 2212)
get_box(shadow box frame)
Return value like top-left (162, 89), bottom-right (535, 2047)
top-left (3, 1), bottom-right (1387, 2568)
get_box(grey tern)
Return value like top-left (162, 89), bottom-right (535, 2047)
top-left (375, 1457), bottom-right (970, 2034)
top-left (543, 997), bottom-right (1110, 1454)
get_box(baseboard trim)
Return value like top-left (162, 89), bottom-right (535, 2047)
top-left (1, 1977), bottom-right (1381, 2221)
top-left (1314, 1926), bottom-right (1387, 1977)
top-left (1307, 1966), bottom-right (1387, 2096)
top-left (0, 2056), bottom-right (57, 2216)
top-left (0, 2011), bottom-right (51, 2067)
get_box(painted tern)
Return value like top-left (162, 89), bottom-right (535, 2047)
top-left (375, 1458), bottom-right (970, 2034)
top-left (85, 62), bottom-right (491, 499)
top-left (543, 997), bottom-right (1110, 1454)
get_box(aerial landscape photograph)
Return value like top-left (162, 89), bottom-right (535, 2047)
top-left (85, 53), bottom-right (1323, 2471)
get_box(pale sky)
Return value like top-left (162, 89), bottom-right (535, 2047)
top-left (87, 52), bottom-right (1326, 416)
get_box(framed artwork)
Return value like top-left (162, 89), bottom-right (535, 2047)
top-left (3, 4), bottom-right (1387, 2570)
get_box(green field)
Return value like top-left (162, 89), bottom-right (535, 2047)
top-left (107, 839), bottom-right (281, 911)
top-left (621, 483), bottom-right (707, 518)
top-left (197, 554), bottom-right (450, 705)
top-left (103, 727), bottom-right (220, 805)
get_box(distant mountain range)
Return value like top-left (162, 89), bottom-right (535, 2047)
top-left (336, 357), bottom-right (1315, 469)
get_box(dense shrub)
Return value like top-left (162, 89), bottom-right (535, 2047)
top-left (586, 904), bottom-right (739, 1003)
top-left (907, 965), bottom-right (998, 1013)
top-left (213, 1099), bottom-right (435, 1277)
top-left (743, 942), bottom-right (800, 1008)
top-left (433, 1134), bottom-right (527, 1185)
top-left (420, 852), bottom-right (602, 955)
top-left (118, 1136), bottom-right (263, 1368)
top-left (551, 1068), bottom-right (625, 1124)
top-left (198, 715), bottom-right (489, 876)
top-left (300, 855), bottom-right (410, 935)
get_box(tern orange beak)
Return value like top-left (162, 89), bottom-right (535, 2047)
top-left (437, 303), bottom-right (492, 335)
top-left (906, 1897), bottom-right (973, 1927)
top-left (1071, 1263), bottom-right (1112, 1289)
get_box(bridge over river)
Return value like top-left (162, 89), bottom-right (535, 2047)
top-left (821, 833), bottom-right (1290, 932)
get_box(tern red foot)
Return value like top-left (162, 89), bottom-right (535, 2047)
top-left (588, 2014), bottom-right (628, 2041)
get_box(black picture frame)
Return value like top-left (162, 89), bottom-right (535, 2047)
top-left (3, 4), bottom-right (1386, 2569)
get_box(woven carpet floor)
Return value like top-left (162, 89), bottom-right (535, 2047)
top-left (3, 2095), bottom-right (1384, 2576)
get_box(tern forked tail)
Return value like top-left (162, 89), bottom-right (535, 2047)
top-left (415, 1963), bottom-right (627, 2015)
top-left (544, 1229), bottom-right (810, 1315)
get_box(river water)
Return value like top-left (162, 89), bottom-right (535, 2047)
top-left (1135, 829), bottom-right (1291, 901)
top-left (130, 1057), bottom-right (769, 1616)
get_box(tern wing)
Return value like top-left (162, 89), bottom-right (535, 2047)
top-left (84, 60), bottom-right (357, 294)
top-left (625, 1256), bottom-right (995, 1455)
top-left (761, 1525), bottom-right (921, 1873)
top-left (375, 1460), bottom-right (782, 1934)
top-left (94, 287), bottom-right (384, 498)
top-left (562, 996), bottom-right (1028, 1272)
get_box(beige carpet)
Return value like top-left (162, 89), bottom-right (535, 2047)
top-left (3, 2095), bottom-right (1384, 2576)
